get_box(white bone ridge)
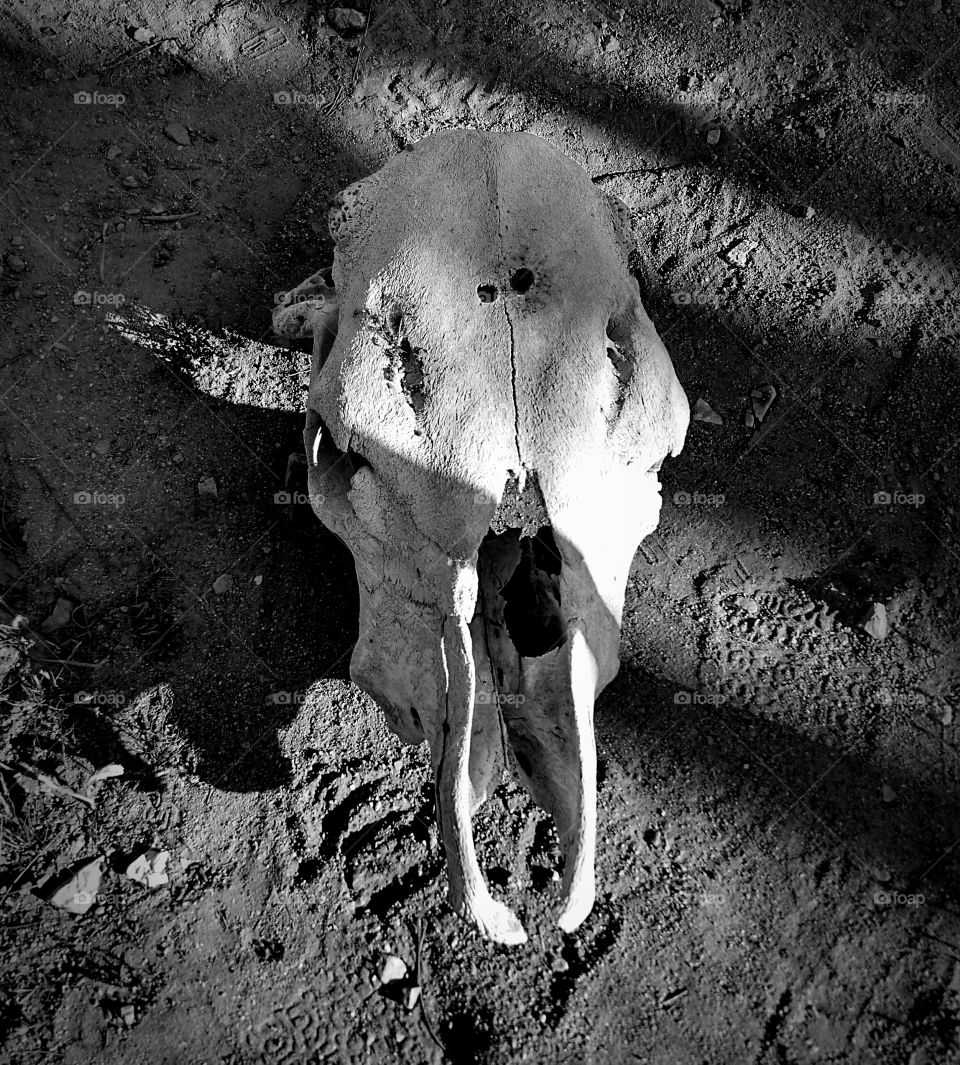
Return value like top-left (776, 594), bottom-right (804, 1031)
top-left (276, 129), bottom-right (690, 945)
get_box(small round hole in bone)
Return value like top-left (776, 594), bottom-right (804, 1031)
top-left (477, 284), bottom-right (498, 303)
top-left (509, 268), bottom-right (534, 293)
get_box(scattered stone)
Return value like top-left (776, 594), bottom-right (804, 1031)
top-left (122, 175), bottom-right (138, 188)
top-left (253, 575), bottom-right (263, 586)
top-left (692, 397), bottom-right (723, 424)
top-left (751, 384), bottom-right (777, 422)
top-left (881, 784), bottom-right (897, 803)
top-left (860, 602), bottom-right (888, 640)
top-left (327, 6), bottom-right (368, 34)
top-left (380, 955), bottom-right (408, 985)
top-left (106, 143), bottom-right (122, 159)
top-left (120, 1004), bottom-right (137, 1027)
top-left (125, 849), bottom-right (170, 888)
top-left (721, 238), bottom-right (755, 268)
top-left (734, 594), bottom-right (760, 615)
top-left (814, 126), bottom-right (827, 140)
top-left (404, 986), bottom-right (422, 1011)
top-left (87, 764), bottom-right (124, 791)
top-left (705, 127), bottom-right (721, 145)
top-left (94, 438), bottom-right (111, 455)
top-left (131, 25), bottom-right (155, 43)
top-left (172, 452), bottom-right (184, 464)
top-left (163, 121), bottom-right (191, 146)
top-left (5, 254), bottom-right (26, 273)
top-left (42, 857), bottom-right (102, 914)
top-left (197, 476), bottom-right (218, 498)
top-left (549, 953), bottom-right (570, 973)
top-left (40, 596), bottom-right (73, 633)
top-left (744, 411), bottom-right (756, 429)
top-left (213, 573), bottom-right (233, 595)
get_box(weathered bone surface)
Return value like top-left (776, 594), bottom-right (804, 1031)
top-left (278, 130), bottom-right (689, 945)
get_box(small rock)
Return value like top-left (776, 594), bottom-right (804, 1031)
top-left (253, 575), bottom-right (263, 586)
top-left (692, 397), bottom-right (723, 425)
top-left (163, 121), bottom-right (191, 146)
top-left (87, 763), bottom-right (124, 786)
top-left (751, 384), bottom-right (777, 422)
top-left (43, 857), bottom-right (102, 914)
top-left (734, 595), bottom-right (760, 615)
top-left (197, 476), bottom-right (218, 498)
top-left (814, 126), bottom-right (827, 140)
top-left (881, 784), bottom-right (897, 803)
top-left (404, 986), bottom-right (421, 1011)
top-left (705, 127), bottom-right (721, 145)
top-left (106, 144), bottom-right (122, 160)
top-left (860, 602), bottom-right (888, 640)
top-left (327, 6), bottom-right (368, 33)
top-left (744, 411), bottom-right (756, 429)
top-left (131, 25), bottom-right (155, 43)
top-left (122, 175), bottom-right (138, 188)
top-left (125, 849), bottom-right (170, 888)
top-left (721, 238), bottom-right (755, 268)
top-left (5, 254), bottom-right (26, 273)
top-left (172, 452), bottom-right (184, 464)
top-left (40, 596), bottom-right (73, 633)
top-left (213, 573), bottom-right (233, 595)
top-left (94, 438), bottom-right (111, 455)
top-left (549, 953), bottom-right (570, 973)
top-left (380, 955), bottom-right (407, 984)
top-left (120, 1004), bottom-right (137, 1027)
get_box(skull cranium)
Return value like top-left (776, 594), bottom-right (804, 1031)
top-left (275, 130), bottom-right (689, 944)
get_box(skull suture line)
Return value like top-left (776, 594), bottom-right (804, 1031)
top-left (274, 130), bottom-right (689, 945)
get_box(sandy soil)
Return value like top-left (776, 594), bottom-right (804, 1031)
top-left (1, 1), bottom-right (960, 1062)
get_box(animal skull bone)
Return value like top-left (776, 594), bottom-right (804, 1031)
top-left (275, 130), bottom-right (689, 945)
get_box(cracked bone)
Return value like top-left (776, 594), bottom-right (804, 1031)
top-left (278, 130), bottom-right (689, 944)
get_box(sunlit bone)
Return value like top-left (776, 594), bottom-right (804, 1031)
top-left (276, 130), bottom-right (689, 945)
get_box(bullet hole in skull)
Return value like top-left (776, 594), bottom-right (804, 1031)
top-left (509, 267), bottom-right (535, 293)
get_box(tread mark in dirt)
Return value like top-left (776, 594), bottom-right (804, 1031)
top-left (295, 767), bottom-right (440, 910)
top-left (244, 987), bottom-right (333, 1064)
top-left (546, 900), bottom-right (623, 1024)
top-left (318, 780), bottom-right (382, 859)
top-left (361, 862), bottom-right (439, 918)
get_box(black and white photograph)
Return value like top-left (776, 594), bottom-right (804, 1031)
top-left (1, 0), bottom-right (959, 1061)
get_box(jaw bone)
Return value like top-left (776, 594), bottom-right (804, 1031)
top-left (282, 129), bottom-right (689, 944)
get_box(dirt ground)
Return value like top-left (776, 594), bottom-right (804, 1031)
top-left (1, 0), bottom-right (960, 1062)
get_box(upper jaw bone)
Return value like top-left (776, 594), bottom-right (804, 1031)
top-left (435, 560), bottom-right (528, 945)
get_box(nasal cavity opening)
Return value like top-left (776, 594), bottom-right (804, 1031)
top-left (499, 527), bottom-right (566, 658)
top-left (509, 268), bottom-right (534, 293)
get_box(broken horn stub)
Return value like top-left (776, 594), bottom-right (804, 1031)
top-left (283, 129), bottom-right (688, 945)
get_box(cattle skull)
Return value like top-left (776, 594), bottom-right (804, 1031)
top-left (274, 130), bottom-right (689, 945)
